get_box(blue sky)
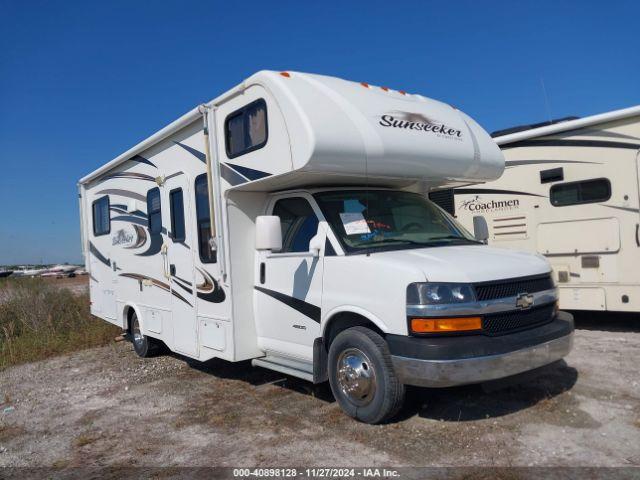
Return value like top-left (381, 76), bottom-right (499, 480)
top-left (0, 0), bottom-right (638, 264)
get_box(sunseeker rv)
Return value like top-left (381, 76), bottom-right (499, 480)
top-left (79, 71), bottom-right (573, 423)
top-left (450, 106), bottom-right (640, 314)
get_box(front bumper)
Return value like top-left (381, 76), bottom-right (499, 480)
top-left (388, 311), bottom-right (574, 388)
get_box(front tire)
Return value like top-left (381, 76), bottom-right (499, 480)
top-left (328, 326), bottom-right (405, 424)
top-left (130, 311), bottom-right (160, 358)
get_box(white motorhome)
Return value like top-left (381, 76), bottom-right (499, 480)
top-left (449, 106), bottom-right (640, 313)
top-left (79, 71), bottom-right (573, 423)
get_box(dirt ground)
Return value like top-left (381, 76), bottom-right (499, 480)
top-left (0, 312), bottom-right (639, 471)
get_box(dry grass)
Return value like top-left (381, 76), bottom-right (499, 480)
top-left (0, 277), bottom-right (120, 369)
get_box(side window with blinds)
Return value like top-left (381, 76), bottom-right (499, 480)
top-left (550, 178), bottom-right (611, 207)
top-left (224, 99), bottom-right (268, 158)
top-left (194, 174), bottom-right (216, 263)
top-left (92, 196), bottom-right (110, 236)
top-left (146, 188), bottom-right (162, 234)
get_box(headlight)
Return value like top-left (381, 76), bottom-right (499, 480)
top-left (406, 282), bottom-right (476, 305)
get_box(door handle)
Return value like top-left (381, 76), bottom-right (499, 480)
top-left (161, 244), bottom-right (170, 279)
top-left (260, 262), bottom-right (266, 284)
top-left (636, 224), bottom-right (639, 247)
top-left (170, 264), bottom-right (176, 276)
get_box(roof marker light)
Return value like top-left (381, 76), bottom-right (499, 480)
top-left (280, 72), bottom-right (291, 78)
top-left (381, 86), bottom-right (389, 92)
top-left (399, 90), bottom-right (407, 95)
top-left (360, 82), bottom-right (370, 88)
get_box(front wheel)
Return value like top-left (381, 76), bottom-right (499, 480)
top-left (328, 327), bottom-right (405, 424)
top-left (130, 311), bottom-right (161, 358)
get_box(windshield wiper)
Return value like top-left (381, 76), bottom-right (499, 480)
top-left (361, 238), bottom-right (433, 247)
top-left (427, 235), bottom-right (483, 244)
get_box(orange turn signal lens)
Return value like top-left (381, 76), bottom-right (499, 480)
top-left (410, 317), bottom-right (482, 334)
top-left (280, 71), bottom-right (291, 78)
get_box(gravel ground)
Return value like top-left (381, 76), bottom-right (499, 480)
top-left (0, 313), bottom-right (639, 471)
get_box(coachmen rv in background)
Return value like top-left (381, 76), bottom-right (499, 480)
top-left (79, 71), bottom-right (573, 423)
top-left (444, 106), bottom-right (640, 313)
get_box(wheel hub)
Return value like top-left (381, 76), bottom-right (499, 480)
top-left (132, 317), bottom-right (144, 347)
top-left (337, 348), bottom-right (377, 406)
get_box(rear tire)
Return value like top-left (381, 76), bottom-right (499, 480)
top-left (129, 311), bottom-right (161, 358)
top-left (328, 326), bottom-right (405, 424)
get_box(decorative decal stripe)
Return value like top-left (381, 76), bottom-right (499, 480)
top-left (89, 242), bottom-right (111, 267)
top-left (112, 215), bottom-right (147, 227)
top-left (225, 163), bottom-right (272, 181)
top-left (254, 286), bottom-right (321, 323)
top-left (603, 205), bottom-right (640, 214)
top-left (96, 189), bottom-right (146, 202)
top-left (505, 159), bottom-right (601, 168)
top-left (131, 154), bottom-right (157, 169)
top-left (165, 171), bottom-right (184, 181)
top-left (557, 129), bottom-right (640, 141)
top-left (102, 172), bottom-right (156, 182)
top-left (119, 273), bottom-right (192, 307)
top-left (174, 140), bottom-right (252, 187)
top-left (195, 267), bottom-right (226, 303)
top-left (136, 230), bottom-right (163, 257)
top-left (220, 163), bottom-right (248, 186)
top-left (172, 274), bottom-right (192, 287)
top-left (126, 225), bottom-right (148, 249)
top-left (172, 280), bottom-right (193, 296)
top-left (502, 139), bottom-right (640, 150)
top-left (454, 188), bottom-right (547, 198)
top-left (174, 141), bottom-right (206, 162)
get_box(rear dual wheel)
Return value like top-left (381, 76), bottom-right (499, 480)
top-left (328, 327), bottom-right (405, 424)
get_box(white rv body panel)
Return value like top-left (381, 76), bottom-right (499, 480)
top-left (79, 71), bottom-right (572, 414)
top-left (451, 106), bottom-right (640, 312)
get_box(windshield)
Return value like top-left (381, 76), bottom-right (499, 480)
top-left (314, 190), bottom-right (478, 254)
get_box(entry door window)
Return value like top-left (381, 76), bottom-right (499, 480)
top-left (272, 198), bottom-right (319, 253)
top-left (194, 174), bottom-right (216, 263)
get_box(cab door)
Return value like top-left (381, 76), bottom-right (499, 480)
top-left (162, 174), bottom-right (198, 356)
top-left (254, 194), bottom-right (325, 361)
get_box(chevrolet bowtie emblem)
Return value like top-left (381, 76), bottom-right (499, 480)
top-left (516, 293), bottom-right (534, 310)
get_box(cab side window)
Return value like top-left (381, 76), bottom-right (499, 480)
top-left (272, 198), bottom-right (319, 253)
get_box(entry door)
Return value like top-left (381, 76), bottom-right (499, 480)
top-left (254, 195), bottom-right (325, 361)
top-left (162, 175), bottom-right (198, 356)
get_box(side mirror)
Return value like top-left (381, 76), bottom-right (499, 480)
top-left (473, 216), bottom-right (489, 243)
top-left (309, 235), bottom-right (323, 258)
top-left (256, 216), bottom-right (282, 251)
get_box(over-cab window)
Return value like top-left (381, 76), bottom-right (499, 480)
top-left (224, 99), bottom-right (268, 158)
top-left (550, 178), bottom-right (611, 207)
top-left (195, 174), bottom-right (216, 263)
top-left (272, 197), bottom-right (319, 253)
top-left (146, 187), bottom-right (162, 234)
top-left (92, 196), bottom-right (110, 236)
